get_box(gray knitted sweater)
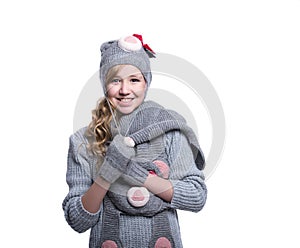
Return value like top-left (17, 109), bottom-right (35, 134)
top-left (63, 101), bottom-right (207, 248)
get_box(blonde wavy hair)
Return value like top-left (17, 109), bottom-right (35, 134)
top-left (85, 65), bottom-right (124, 156)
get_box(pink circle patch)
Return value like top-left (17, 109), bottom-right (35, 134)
top-left (127, 187), bottom-right (150, 207)
top-left (124, 36), bottom-right (137, 43)
top-left (154, 237), bottom-right (171, 248)
top-left (131, 189), bottom-right (145, 201)
top-left (101, 240), bottom-right (117, 248)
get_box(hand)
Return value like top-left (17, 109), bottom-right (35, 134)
top-left (97, 134), bottom-right (135, 184)
top-left (121, 160), bottom-right (152, 186)
top-left (105, 134), bottom-right (135, 169)
top-left (121, 148), bottom-right (170, 186)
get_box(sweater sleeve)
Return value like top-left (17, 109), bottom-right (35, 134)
top-left (166, 130), bottom-right (207, 212)
top-left (62, 129), bottom-right (101, 233)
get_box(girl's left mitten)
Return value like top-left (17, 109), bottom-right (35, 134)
top-left (97, 134), bottom-right (135, 184)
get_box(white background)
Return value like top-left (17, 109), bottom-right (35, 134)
top-left (1, 0), bottom-right (299, 247)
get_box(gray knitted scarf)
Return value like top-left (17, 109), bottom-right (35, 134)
top-left (99, 101), bottom-right (205, 247)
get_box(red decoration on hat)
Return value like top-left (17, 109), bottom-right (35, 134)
top-left (133, 34), bottom-right (156, 58)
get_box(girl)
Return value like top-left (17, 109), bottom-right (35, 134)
top-left (63, 34), bottom-right (207, 248)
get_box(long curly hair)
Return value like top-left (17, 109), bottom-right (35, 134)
top-left (85, 97), bottom-right (114, 157)
top-left (85, 65), bottom-right (123, 156)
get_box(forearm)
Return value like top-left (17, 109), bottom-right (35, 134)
top-left (143, 174), bottom-right (174, 203)
top-left (81, 177), bottom-right (110, 213)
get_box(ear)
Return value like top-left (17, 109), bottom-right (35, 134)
top-left (118, 35), bottom-right (142, 52)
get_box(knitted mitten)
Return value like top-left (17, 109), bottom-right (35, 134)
top-left (96, 135), bottom-right (144, 184)
top-left (97, 134), bottom-right (133, 183)
top-left (120, 138), bottom-right (168, 186)
top-left (122, 160), bottom-right (152, 186)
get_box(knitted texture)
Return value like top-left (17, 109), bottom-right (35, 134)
top-left (100, 197), bottom-right (123, 247)
top-left (63, 101), bottom-right (208, 247)
top-left (105, 139), bottom-right (171, 216)
top-left (98, 134), bottom-right (141, 184)
top-left (126, 101), bottom-right (205, 170)
top-left (108, 177), bottom-right (171, 216)
top-left (110, 100), bottom-right (205, 170)
top-left (99, 135), bottom-right (156, 186)
top-left (104, 102), bottom-right (180, 216)
top-left (97, 101), bottom-right (205, 247)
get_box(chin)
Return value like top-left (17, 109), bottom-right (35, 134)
top-left (116, 106), bottom-right (136, 115)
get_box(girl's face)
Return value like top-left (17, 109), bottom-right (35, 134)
top-left (106, 65), bottom-right (147, 115)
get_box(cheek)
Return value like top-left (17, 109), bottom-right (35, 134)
top-left (136, 84), bottom-right (147, 96)
top-left (106, 85), bottom-right (118, 97)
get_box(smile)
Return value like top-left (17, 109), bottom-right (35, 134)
top-left (117, 98), bottom-right (133, 102)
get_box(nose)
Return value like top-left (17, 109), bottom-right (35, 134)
top-left (119, 80), bottom-right (130, 95)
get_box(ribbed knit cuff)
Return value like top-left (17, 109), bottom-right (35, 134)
top-left (127, 161), bottom-right (149, 186)
top-left (169, 179), bottom-right (207, 212)
top-left (98, 159), bottom-right (123, 184)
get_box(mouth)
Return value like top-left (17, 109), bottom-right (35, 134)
top-left (116, 97), bottom-right (134, 105)
top-left (117, 98), bottom-right (133, 102)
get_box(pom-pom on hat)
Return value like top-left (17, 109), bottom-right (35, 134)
top-left (99, 34), bottom-right (155, 95)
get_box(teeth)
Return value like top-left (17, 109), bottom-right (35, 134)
top-left (120, 98), bottom-right (131, 102)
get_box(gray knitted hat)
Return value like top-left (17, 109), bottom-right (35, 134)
top-left (99, 34), bottom-right (155, 94)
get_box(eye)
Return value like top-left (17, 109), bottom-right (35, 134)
top-left (110, 78), bottom-right (121, 85)
top-left (130, 78), bottom-right (141, 83)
